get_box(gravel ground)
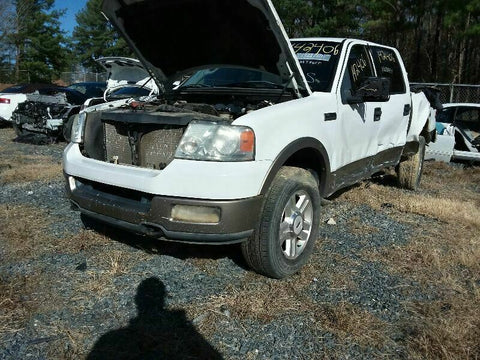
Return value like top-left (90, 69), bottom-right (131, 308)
top-left (0, 126), bottom-right (477, 359)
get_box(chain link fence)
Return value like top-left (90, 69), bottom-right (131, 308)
top-left (411, 83), bottom-right (480, 104)
top-left (0, 68), bottom-right (107, 85)
top-left (59, 72), bottom-right (108, 85)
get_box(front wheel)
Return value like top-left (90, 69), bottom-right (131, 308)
top-left (396, 135), bottom-right (425, 190)
top-left (241, 166), bottom-right (321, 279)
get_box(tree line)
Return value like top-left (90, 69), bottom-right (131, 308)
top-left (0, 0), bottom-right (479, 84)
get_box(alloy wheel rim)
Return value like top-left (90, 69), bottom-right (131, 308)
top-left (278, 190), bottom-right (313, 260)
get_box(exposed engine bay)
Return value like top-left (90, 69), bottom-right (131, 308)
top-left (81, 89), bottom-right (293, 169)
top-left (12, 93), bottom-right (80, 139)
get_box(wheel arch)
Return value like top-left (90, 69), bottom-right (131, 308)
top-left (260, 138), bottom-right (332, 197)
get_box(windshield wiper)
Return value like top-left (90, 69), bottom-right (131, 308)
top-left (179, 83), bottom-right (212, 89)
top-left (221, 81), bottom-right (283, 89)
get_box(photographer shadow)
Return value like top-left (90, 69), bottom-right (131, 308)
top-left (87, 277), bottom-right (223, 360)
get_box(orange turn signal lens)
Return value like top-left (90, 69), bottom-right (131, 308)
top-left (240, 129), bottom-right (255, 152)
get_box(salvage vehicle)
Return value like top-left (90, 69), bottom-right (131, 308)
top-left (12, 87), bottom-right (89, 139)
top-left (425, 103), bottom-right (480, 163)
top-left (11, 58), bottom-right (156, 141)
top-left (63, 0), bottom-right (436, 278)
top-left (0, 83), bottom-right (71, 124)
top-left (63, 57), bottom-right (159, 142)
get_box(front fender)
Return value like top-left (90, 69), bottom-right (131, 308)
top-left (259, 137), bottom-right (332, 196)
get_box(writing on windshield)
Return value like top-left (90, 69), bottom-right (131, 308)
top-left (292, 41), bottom-right (342, 92)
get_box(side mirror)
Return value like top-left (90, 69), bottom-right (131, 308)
top-left (355, 77), bottom-right (390, 102)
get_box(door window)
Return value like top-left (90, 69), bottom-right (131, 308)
top-left (341, 45), bottom-right (375, 101)
top-left (454, 107), bottom-right (480, 133)
top-left (370, 47), bottom-right (406, 94)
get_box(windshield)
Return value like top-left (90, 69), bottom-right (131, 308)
top-left (107, 86), bottom-right (152, 100)
top-left (68, 83), bottom-right (106, 98)
top-left (178, 67), bottom-right (284, 89)
top-left (291, 40), bottom-right (343, 92)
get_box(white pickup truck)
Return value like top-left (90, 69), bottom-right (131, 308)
top-left (63, 0), bottom-right (435, 278)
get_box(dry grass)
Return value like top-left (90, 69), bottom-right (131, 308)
top-left (369, 224), bottom-right (480, 359)
top-left (348, 216), bottom-right (379, 235)
top-left (342, 161), bottom-right (480, 359)
top-left (0, 204), bottom-right (111, 260)
top-left (184, 267), bottom-right (388, 348)
top-left (0, 154), bottom-right (62, 184)
top-left (342, 164), bottom-right (480, 230)
top-left (404, 295), bottom-right (480, 360)
top-left (0, 275), bottom-right (39, 338)
top-left (0, 204), bottom-right (53, 260)
top-left (45, 327), bottom-right (90, 360)
top-left (314, 302), bottom-right (392, 348)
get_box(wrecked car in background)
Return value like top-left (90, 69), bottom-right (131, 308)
top-left (0, 83), bottom-right (72, 124)
top-left (11, 57), bottom-right (156, 141)
top-left (425, 103), bottom-right (480, 163)
top-left (11, 87), bottom-right (89, 140)
top-left (65, 57), bottom-right (159, 142)
top-left (64, 0), bottom-right (437, 278)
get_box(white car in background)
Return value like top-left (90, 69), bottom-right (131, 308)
top-left (425, 103), bottom-right (480, 163)
top-left (0, 84), bottom-right (68, 124)
top-left (10, 58), bottom-right (158, 141)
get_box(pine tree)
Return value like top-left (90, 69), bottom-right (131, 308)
top-left (72, 0), bottom-right (131, 72)
top-left (6, 0), bottom-right (70, 82)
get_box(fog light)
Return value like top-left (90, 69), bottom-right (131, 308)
top-left (68, 176), bottom-right (76, 191)
top-left (171, 205), bottom-right (220, 224)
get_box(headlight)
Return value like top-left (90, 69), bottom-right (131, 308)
top-left (71, 112), bottom-right (86, 144)
top-left (175, 121), bottom-right (255, 161)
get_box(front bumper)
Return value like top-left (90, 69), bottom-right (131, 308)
top-left (66, 175), bottom-right (263, 244)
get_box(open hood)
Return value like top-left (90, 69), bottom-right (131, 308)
top-left (101, 0), bottom-right (309, 96)
top-left (95, 57), bottom-right (158, 93)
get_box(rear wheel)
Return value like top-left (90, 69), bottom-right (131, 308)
top-left (396, 135), bottom-right (425, 190)
top-left (241, 166), bottom-right (321, 279)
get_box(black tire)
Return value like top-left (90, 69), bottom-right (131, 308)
top-left (62, 115), bottom-right (75, 142)
top-left (241, 166), bottom-right (321, 279)
top-left (396, 135), bottom-right (425, 190)
top-left (13, 123), bottom-right (28, 137)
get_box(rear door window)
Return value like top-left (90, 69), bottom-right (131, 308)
top-left (370, 47), bottom-right (406, 94)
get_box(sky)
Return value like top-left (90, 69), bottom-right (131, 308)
top-left (53, 0), bottom-right (89, 35)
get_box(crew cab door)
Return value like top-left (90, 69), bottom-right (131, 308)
top-left (334, 44), bottom-right (381, 182)
top-left (369, 46), bottom-right (410, 163)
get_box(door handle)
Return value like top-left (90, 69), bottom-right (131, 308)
top-left (403, 104), bottom-right (411, 116)
top-left (374, 107), bottom-right (382, 121)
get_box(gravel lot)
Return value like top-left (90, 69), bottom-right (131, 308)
top-left (0, 126), bottom-right (479, 359)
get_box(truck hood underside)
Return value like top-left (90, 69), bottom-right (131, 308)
top-left (101, 0), bottom-right (309, 94)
